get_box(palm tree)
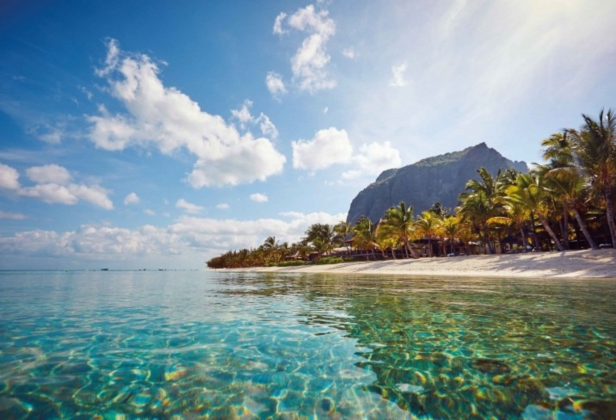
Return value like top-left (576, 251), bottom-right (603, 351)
top-left (569, 110), bottom-right (616, 246)
top-left (458, 168), bottom-right (508, 254)
top-left (333, 221), bottom-right (353, 254)
top-left (542, 167), bottom-right (599, 250)
top-left (379, 201), bottom-right (419, 258)
top-left (440, 215), bottom-right (461, 255)
top-left (506, 172), bottom-right (564, 251)
top-left (352, 216), bottom-right (378, 260)
top-left (415, 211), bottom-right (442, 257)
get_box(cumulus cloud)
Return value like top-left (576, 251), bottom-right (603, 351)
top-left (265, 72), bottom-right (287, 98)
top-left (144, 209), bottom-right (155, 216)
top-left (175, 198), bottom-right (204, 214)
top-left (292, 128), bottom-right (353, 170)
top-left (390, 63), bottom-right (408, 87)
top-left (342, 141), bottom-right (401, 179)
top-left (272, 4), bottom-right (337, 93)
top-left (0, 163), bottom-right (113, 209)
top-left (216, 203), bottom-right (229, 209)
top-left (250, 193), bottom-right (268, 203)
top-left (0, 211), bottom-right (347, 265)
top-left (124, 192), bottom-right (140, 205)
top-left (290, 128), bottom-right (401, 179)
top-left (88, 39), bottom-right (286, 188)
top-left (0, 163), bottom-right (20, 190)
top-left (0, 164), bottom-right (113, 210)
top-left (26, 164), bottom-right (71, 184)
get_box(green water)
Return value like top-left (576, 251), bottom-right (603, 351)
top-left (0, 270), bottom-right (615, 419)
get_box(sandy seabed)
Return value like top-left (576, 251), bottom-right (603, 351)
top-left (232, 249), bottom-right (616, 279)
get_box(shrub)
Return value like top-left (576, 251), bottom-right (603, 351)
top-left (314, 256), bottom-right (345, 265)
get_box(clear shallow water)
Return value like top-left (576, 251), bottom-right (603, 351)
top-left (0, 271), bottom-right (615, 419)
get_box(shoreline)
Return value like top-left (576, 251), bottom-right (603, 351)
top-left (228, 249), bottom-right (616, 279)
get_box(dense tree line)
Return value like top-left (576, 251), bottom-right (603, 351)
top-left (207, 109), bottom-right (616, 269)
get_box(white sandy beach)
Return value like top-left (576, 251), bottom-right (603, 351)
top-left (238, 249), bottom-right (616, 279)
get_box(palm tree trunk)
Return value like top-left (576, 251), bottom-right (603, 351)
top-left (562, 206), bottom-right (570, 250)
top-left (483, 224), bottom-right (494, 254)
top-left (404, 238), bottom-right (420, 258)
top-left (573, 208), bottom-right (599, 250)
top-left (391, 248), bottom-right (396, 259)
top-left (605, 188), bottom-right (616, 247)
top-left (538, 214), bottom-right (564, 251)
top-left (519, 227), bottom-right (527, 252)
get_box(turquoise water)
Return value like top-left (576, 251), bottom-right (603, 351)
top-left (0, 271), bottom-right (615, 419)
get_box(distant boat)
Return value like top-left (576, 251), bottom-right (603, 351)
top-left (101, 268), bottom-right (109, 271)
top-left (158, 268), bottom-right (163, 271)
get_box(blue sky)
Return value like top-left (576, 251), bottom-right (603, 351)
top-left (1, 0), bottom-right (615, 269)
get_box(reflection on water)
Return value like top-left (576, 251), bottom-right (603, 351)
top-left (0, 270), bottom-right (615, 419)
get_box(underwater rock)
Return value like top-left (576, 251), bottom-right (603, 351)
top-left (472, 358), bottom-right (511, 374)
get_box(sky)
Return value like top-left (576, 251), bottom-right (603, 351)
top-left (1, 0), bottom-right (615, 269)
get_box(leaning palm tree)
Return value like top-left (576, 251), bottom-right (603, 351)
top-left (506, 172), bottom-right (564, 251)
top-left (569, 109), bottom-right (616, 246)
top-left (379, 201), bottom-right (419, 258)
top-left (542, 167), bottom-right (599, 250)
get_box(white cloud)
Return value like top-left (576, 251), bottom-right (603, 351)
top-left (250, 193), bottom-right (268, 203)
top-left (323, 107), bottom-right (328, 114)
top-left (216, 203), bottom-right (229, 209)
top-left (19, 183), bottom-right (114, 210)
top-left (0, 163), bottom-right (20, 190)
top-left (342, 141), bottom-right (401, 179)
top-left (0, 211), bottom-right (26, 220)
top-left (292, 127), bottom-right (352, 170)
top-left (231, 100), bottom-right (254, 128)
top-left (256, 113), bottom-right (279, 140)
top-left (273, 12), bottom-right (287, 35)
top-left (124, 192), bottom-right (140, 205)
top-left (88, 39), bottom-right (286, 188)
top-left (26, 164), bottom-right (71, 185)
top-left (272, 4), bottom-right (336, 93)
top-left (0, 163), bottom-right (113, 210)
top-left (287, 5), bottom-right (337, 92)
top-left (144, 209), bottom-right (155, 216)
top-left (231, 100), bottom-right (279, 140)
top-left (0, 164), bottom-right (113, 210)
top-left (265, 72), bottom-right (287, 98)
top-left (390, 63), bottom-right (408, 87)
top-left (342, 48), bottom-right (356, 59)
top-left (176, 198), bottom-right (204, 214)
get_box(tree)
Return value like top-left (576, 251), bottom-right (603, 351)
top-left (506, 172), bottom-right (564, 251)
top-left (379, 201), bottom-right (419, 258)
top-left (415, 211), bottom-right (442, 257)
top-left (569, 110), bottom-right (616, 246)
top-left (352, 216), bottom-right (378, 260)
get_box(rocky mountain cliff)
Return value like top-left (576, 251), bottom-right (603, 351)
top-left (346, 143), bottom-right (528, 224)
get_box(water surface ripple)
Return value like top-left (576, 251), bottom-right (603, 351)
top-left (0, 271), bottom-right (615, 419)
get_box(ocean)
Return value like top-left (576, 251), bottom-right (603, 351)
top-left (1, 270), bottom-right (615, 418)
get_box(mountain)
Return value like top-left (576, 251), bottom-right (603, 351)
top-left (346, 143), bottom-right (528, 224)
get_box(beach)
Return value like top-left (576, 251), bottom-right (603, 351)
top-left (238, 249), bottom-right (616, 279)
